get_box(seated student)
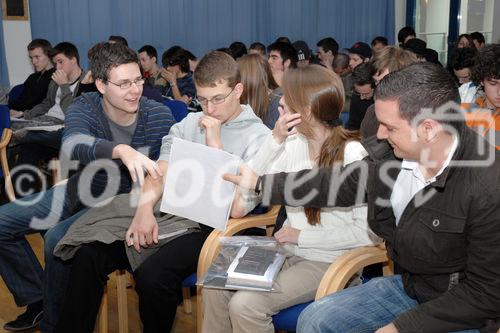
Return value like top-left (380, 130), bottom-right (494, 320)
top-left (225, 62), bottom-right (500, 333)
top-left (462, 44), bottom-right (500, 150)
top-left (448, 47), bottom-right (478, 102)
top-left (397, 26), bottom-right (416, 45)
top-left (470, 31), bottom-right (485, 49)
top-left (333, 53), bottom-right (353, 113)
top-left (11, 42), bottom-right (88, 127)
top-left (348, 42), bottom-right (372, 71)
top-left (160, 49), bottom-right (196, 104)
top-left (202, 65), bottom-right (381, 333)
top-left (9, 39), bottom-right (55, 114)
top-left (9, 42), bottom-right (97, 193)
top-left (360, 46), bottom-right (418, 138)
top-left (267, 41), bottom-right (298, 87)
top-left (138, 44), bottom-right (167, 92)
top-left (0, 42), bottom-right (174, 332)
top-left (457, 33), bottom-right (475, 49)
top-left (238, 53), bottom-right (280, 128)
top-left (249, 42), bottom-right (266, 57)
top-left (107, 35), bottom-right (128, 46)
top-left (229, 41), bottom-right (248, 59)
top-left (371, 36), bottom-right (388, 55)
top-left (316, 37), bottom-right (339, 71)
top-left (54, 51), bottom-right (270, 333)
top-left (346, 63), bottom-right (375, 131)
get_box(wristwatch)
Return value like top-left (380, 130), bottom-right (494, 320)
top-left (254, 176), bottom-right (262, 195)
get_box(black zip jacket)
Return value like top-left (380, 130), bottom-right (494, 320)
top-left (260, 126), bottom-right (500, 332)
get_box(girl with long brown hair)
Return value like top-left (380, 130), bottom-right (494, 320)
top-left (238, 53), bottom-right (281, 128)
top-left (202, 65), bottom-right (381, 333)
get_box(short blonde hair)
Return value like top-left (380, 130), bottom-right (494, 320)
top-left (194, 51), bottom-right (240, 88)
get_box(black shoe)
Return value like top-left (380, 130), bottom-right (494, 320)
top-left (3, 301), bottom-right (43, 332)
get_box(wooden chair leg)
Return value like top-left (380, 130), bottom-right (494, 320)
top-left (182, 287), bottom-right (193, 314)
top-left (49, 158), bottom-right (61, 185)
top-left (116, 270), bottom-right (129, 333)
top-left (98, 285), bottom-right (108, 333)
top-left (0, 132), bottom-right (16, 202)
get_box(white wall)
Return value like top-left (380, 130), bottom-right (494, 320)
top-left (395, 0), bottom-right (407, 43)
top-left (492, 0), bottom-right (500, 43)
top-left (2, 11), bottom-right (33, 86)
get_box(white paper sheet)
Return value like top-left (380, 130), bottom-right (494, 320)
top-left (22, 125), bottom-right (64, 132)
top-left (10, 117), bottom-right (28, 122)
top-left (160, 137), bottom-right (241, 231)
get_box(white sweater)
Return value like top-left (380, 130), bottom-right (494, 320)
top-left (249, 133), bottom-right (382, 263)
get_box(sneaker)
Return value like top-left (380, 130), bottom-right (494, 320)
top-left (3, 301), bottom-right (43, 331)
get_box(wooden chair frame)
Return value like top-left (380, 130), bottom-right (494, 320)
top-left (196, 207), bottom-right (392, 333)
top-left (0, 128), bottom-right (16, 201)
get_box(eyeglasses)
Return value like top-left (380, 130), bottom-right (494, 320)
top-left (106, 77), bottom-right (145, 89)
top-left (196, 87), bottom-right (235, 106)
top-left (352, 90), bottom-right (374, 99)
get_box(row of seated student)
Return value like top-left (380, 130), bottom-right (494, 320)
top-left (0, 30), bottom-right (498, 333)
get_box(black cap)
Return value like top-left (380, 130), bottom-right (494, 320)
top-left (292, 40), bottom-right (311, 61)
top-left (348, 42), bottom-right (372, 59)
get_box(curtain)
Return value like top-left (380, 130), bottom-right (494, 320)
top-left (30, 0), bottom-right (395, 69)
top-left (0, 5), bottom-right (10, 86)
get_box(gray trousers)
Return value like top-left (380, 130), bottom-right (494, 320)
top-left (202, 255), bottom-right (330, 333)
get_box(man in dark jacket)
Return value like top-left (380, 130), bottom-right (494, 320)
top-left (224, 62), bottom-right (500, 332)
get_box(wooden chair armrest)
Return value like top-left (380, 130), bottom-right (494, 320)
top-left (315, 243), bottom-right (389, 300)
top-left (0, 129), bottom-right (15, 201)
top-left (0, 128), bottom-right (12, 149)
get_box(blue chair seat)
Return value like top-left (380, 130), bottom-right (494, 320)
top-left (163, 98), bottom-right (189, 122)
top-left (272, 301), bottom-right (313, 331)
top-left (182, 272), bottom-right (197, 287)
top-left (8, 84), bottom-right (25, 103)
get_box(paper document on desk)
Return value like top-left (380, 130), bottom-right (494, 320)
top-left (160, 137), bottom-right (241, 231)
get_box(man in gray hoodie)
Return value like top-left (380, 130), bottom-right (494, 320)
top-left (55, 50), bottom-right (270, 333)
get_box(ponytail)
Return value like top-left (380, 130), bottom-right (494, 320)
top-left (304, 126), bottom-right (360, 225)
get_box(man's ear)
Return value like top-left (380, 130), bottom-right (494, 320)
top-left (234, 82), bottom-right (244, 99)
top-left (284, 59), bottom-right (291, 69)
top-left (95, 79), bottom-right (107, 95)
top-left (420, 118), bottom-right (440, 142)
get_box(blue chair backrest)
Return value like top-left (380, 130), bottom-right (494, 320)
top-left (0, 104), bottom-right (11, 131)
top-left (163, 99), bottom-right (189, 122)
top-left (8, 84), bottom-right (24, 103)
top-left (339, 111), bottom-right (349, 126)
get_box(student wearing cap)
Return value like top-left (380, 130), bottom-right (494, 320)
top-left (292, 40), bottom-right (312, 67)
top-left (348, 42), bottom-right (371, 71)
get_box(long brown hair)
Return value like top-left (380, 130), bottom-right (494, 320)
top-left (238, 54), bottom-right (278, 120)
top-left (282, 65), bottom-right (360, 225)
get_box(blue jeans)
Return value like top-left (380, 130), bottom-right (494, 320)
top-left (0, 184), bottom-right (88, 333)
top-left (297, 275), bottom-right (479, 333)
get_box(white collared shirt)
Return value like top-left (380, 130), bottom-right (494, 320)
top-left (391, 137), bottom-right (458, 225)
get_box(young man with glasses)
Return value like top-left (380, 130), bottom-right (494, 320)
top-left (0, 42), bottom-right (174, 332)
top-left (54, 50), bottom-right (270, 332)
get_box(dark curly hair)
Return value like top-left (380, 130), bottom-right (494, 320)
top-left (471, 44), bottom-right (500, 84)
top-left (449, 47), bottom-right (476, 71)
top-left (89, 42), bottom-right (139, 82)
